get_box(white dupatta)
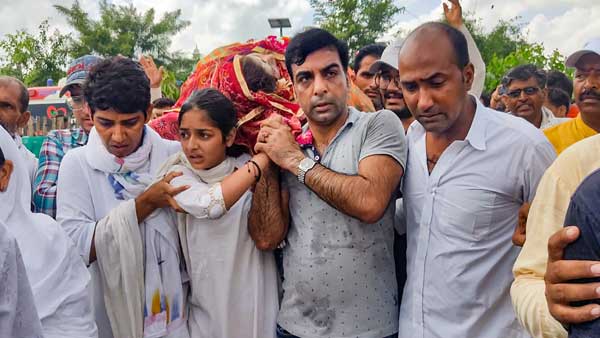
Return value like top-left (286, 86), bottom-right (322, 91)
top-left (90, 126), bottom-right (189, 338)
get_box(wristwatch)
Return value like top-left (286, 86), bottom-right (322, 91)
top-left (297, 157), bottom-right (317, 184)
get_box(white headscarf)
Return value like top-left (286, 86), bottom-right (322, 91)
top-left (0, 126), bottom-right (97, 338)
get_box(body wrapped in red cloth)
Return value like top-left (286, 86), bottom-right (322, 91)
top-left (150, 36), bottom-right (302, 151)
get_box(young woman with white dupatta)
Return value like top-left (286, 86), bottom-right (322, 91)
top-left (155, 88), bottom-right (286, 338)
top-left (0, 125), bottom-right (97, 338)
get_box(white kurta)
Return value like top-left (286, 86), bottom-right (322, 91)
top-left (0, 127), bottom-right (97, 338)
top-left (14, 135), bottom-right (38, 187)
top-left (56, 133), bottom-right (180, 338)
top-left (0, 221), bottom-right (43, 338)
top-left (171, 155), bottom-right (279, 338)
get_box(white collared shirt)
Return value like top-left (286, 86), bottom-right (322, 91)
top-left (399, 97), bottom-right (556, 338)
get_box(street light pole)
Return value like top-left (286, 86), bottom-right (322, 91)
top-left (268, 18), bottom-right (292, 37)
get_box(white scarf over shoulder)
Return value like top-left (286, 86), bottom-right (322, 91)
top-left (90, 126), bottom-right (189, 338)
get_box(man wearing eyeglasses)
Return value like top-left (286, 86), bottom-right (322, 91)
top-left (502, 64), bottom-right (569, 129)
top-left (510, 38), bottom-right (600, 338)
top-left (370, 39), bottom-right (414, 132)
top-left (32, 55), bottom-right (103, 218)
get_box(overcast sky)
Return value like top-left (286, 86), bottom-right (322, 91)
top-left (0, 0), bottom-right (598, 58)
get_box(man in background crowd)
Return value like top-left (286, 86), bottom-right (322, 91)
top-left (0, 76), bottom-right (37, 186)
top-left (351, 43), bottom-right (386, 110)
top-left (502, 64), bottom-right (569, 129)
top-left (545, 87), bottom-right (571, 118)
top-left (543, 38), bottom-right (600, 154)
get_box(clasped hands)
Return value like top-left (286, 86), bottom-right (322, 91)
top-left (255, 115), bottom-right (305, 175)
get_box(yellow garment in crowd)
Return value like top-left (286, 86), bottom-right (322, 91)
top-left (511, 134), bottom-right (600, 338)
top-left (543, 115), bottom-right (597, 155)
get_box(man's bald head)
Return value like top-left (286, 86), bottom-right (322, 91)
top-left (400, 22), bottom-right (469, 71)
top-left (0, 76), bottom-right (28, 113)
top-left (397, 21), bottom-right (475, 135)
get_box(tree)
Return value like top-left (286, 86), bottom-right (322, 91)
top-left (0, 20), bottom-right (70, 86)
top-left (486, 43), bottom-right (571, 92)
top-left (54, 0), bottom-right (190, 62)
top-left (462, 16), bottom-right (527, 67)
top-left (163, 51), bottom-right (198, 83)
top-left (459, 14), bottom-right (571, 93)
top-left (310, 0), bottom-right (404, 56)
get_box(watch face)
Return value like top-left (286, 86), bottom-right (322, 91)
top-left (299, 157), bottom-right (315, 170)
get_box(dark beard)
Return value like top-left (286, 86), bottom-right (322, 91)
top-left (393, 107), bottom-right (412, 119)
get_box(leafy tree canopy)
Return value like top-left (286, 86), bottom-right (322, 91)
top-left (0, 20), bottom-right (70, 86)
top-left (310, 0), bottom-right (404, 57)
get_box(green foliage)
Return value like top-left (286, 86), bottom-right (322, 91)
top-left (460, 13), bottom-right (571, 93)
top-left (55, 0), bottom-right (190, 62)
top-left (160, 69), bottom-right (180, 101)
top-left (462, 16), bottom-right (527, 67)
top-left (55, 0), bottom-right (196, 93)
top-left (162, 51), bottom-right (198, 83)
top-left (310, 0), bottom-right (404, 56)
top-left (486, 43), bottom-right (571, 91)
top-left (0, 20), bottom-right (70, 86)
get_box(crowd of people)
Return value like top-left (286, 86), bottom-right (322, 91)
top-left (1, 0), bottom-right (600, 337)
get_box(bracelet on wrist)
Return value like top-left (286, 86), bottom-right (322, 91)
top-left (247, 160), bottom-right (262, 182)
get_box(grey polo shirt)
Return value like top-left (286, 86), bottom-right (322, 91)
top-left (278, 108), bottom-right (407, 338)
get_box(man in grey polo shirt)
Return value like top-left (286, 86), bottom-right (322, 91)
top-left (252, 28), bottom-right (406, 338)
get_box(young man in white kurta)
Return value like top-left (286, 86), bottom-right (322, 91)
top-left (55, 56), bottom-right (184, 338)
top-left (56, 128), bottom-right (179, 338)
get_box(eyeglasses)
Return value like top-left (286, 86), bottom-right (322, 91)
top-left (67, 96), bottom-right (85, 111)
top-left (374, 71), bottom-right (400, 90)
top-left (506, 86), bottom-right (540, 99)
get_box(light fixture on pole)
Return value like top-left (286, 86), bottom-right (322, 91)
top-left (268, 18), bottom-right (291, 37)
